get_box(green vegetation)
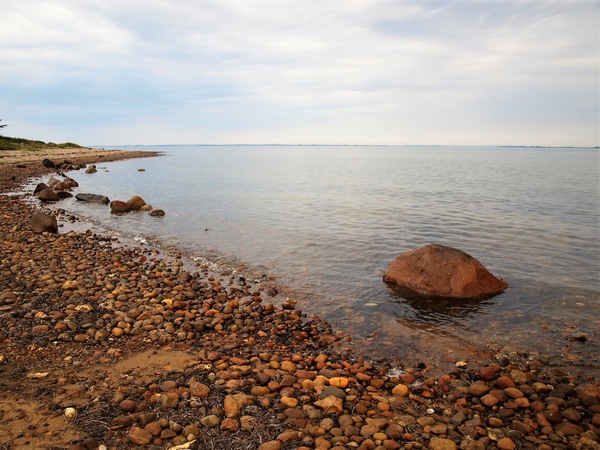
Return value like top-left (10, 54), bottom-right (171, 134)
top-left (0, 119), bottom-right (83, 150)
top-left (0, 135), bottom-right (84, 151)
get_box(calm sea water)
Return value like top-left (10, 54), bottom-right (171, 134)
top-left (52, 145), bottom-right (599, 372)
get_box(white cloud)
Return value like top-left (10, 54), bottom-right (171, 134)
top-left (1, 0), bottom-right (598, 145)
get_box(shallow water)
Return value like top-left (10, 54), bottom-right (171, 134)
top-left (48, 145), bottom-right (599, 372)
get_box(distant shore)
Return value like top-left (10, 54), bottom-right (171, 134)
top-left (0, 147), bottom-right (598, 449)
top-left (0, 146), bottom-right (162, 191)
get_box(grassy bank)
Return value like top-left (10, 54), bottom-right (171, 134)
top-left (0, 135), bottom-right (84, 151)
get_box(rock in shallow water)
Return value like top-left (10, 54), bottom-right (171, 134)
top-left (126, 195), bottom-right (146, 210)
top-left (110, 200), bottom-right (131, 214)
top-left (75, 193), bottom-right (110, 205)
top-left (383, 243), bottom-right (508, 299)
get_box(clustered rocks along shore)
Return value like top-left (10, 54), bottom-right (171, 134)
top-left (0, 150), bottom-right (599, 450)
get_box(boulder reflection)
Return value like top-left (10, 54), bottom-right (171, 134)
top-left (385, 284), bottom-right (495, 330)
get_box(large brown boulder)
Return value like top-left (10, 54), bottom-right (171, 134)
top-left (126, 196), bottom-right (147, 210)
top-left (383, 244), bottom-right (508, 299)
top-left (33, 183), bottom-right (49, 195)
top-left (110, 200), bottom-right (131, 214)
top-left (31, 211), bottom-right (58, 234)
top-left (37, 188), bottom-right (61, 202)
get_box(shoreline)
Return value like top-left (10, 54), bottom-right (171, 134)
top-left (0, 148), bottom-right (598, 449)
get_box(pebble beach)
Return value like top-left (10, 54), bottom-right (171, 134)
top-left (0, 148), bottom-right (599, 450)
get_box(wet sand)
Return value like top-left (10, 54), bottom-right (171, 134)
top-left (0, 147), bottom-right (599, 449)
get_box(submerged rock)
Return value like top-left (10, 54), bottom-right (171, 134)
top-left (383, 243), bottom-right (508, 299)
top-left (76, 193), bottom-right (110, 205)
top-left (55, 191), bottom-right (73, 199)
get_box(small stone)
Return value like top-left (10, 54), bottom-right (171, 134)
top-left (64, 407), bottom-right (77, 420)
top-left (468, 381), bottom-right (489, 397)
top-left (161, 429), bottom-right (177, 439)
top-left (200, 415), bottom-right (220, 427)
top-left (575, 383), bottom-right (600, 406)
top-left (360, 424), bottom-right (379, 437)
top-left (144, 420), bottom-right (163, 436)
top-left (509, 370), bottom-right (528, 384)
top-left (161, 392), bottom-right (180, 408)
top-left (495, 376), bottom-right (515, 389)
top-left (220, 418), bottom-right (239, 432)
top-left (429, 437), bottom-right (458, 450)
top-left (139, 412), bottom-right (158, 427)
top-left (182, 424), bottom-right (200, 437)
top-left (240, 415), bottom-right (255, 431)
top-left (32, 325), bottom-right (50, 334)
top-left (224, 393), bottom-right (253, 417)
top-left (280, 360), bottom-right (296, 372)
top-left (62, 280), bottom-right (79, 290)
top-left (112, 327), bottom-right (125, 337)
top-left (280, 396), bottom-right (299, 408)
top-left (258, 441), bottom-right (282, 450)
top-left (314, 396), bottom-right (343, 414)
top-left (496, 437), bottom-right (515, 450)
top-left (478, 365), bottom-right (497, 381)
top-left (329, 377), bottom-right (350, 388)
top-left (160, 380), bottom-right (178, 392)
top-left (459, 438), bottom-right (485, 450)
top-left (320, 386), bottom-right (346, 400)
top-left (481, 394), bottom-right (499, 407)
top-left (417, 416), bottom-right (436, 427)
top-left (556, 422), bottom-right (584, 435)
top-left (119, 399), bottom-right (137, 412)
top-left (532, 382), bottom-right (552, 393)
top-left (189, 379), bottom-right (210, 397)
top-left (129, 427), bottom-right (153, 445)
top-left (392, 384), bottom-right (409, 397)
top-left (111, 415), bottom-right (132, 428)
top-left (561, 408), bottom-right (582, 423)
top-left (277, 430), bottom-right (298, 444)
top-left (504, 387), bottom-right (524, 399)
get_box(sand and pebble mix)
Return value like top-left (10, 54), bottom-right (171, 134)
top-left (0, 148), bottom-right (599, 449)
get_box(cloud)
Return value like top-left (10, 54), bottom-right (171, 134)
top-left (0, 0), bottom-right (598, 145)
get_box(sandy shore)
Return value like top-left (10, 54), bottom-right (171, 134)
top-left (0, 147), bottom-right (599, 449)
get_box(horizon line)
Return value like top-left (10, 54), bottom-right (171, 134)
top-left (91, 143), bottom-right (599, 149)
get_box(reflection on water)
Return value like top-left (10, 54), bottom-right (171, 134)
top-left (386, 286), bottom-right (493, 321)
top-left (40, 145), bottom-right (600, 375)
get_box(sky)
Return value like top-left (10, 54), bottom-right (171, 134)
top-left (1, 1), bottom-right (598, 147)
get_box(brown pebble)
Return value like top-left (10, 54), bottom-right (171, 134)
top-left (129, 427), bottom-right (153, 445)
top-left (119, 399), bottom-right (137, 412)
top-left (258, 440), bottom-right (282, 450)
top-left (220, 417), bottom-right (239, 432)
top-left (496, 437), bottom-right (515, 450)
top-left (468, 381), bottom-right (489, 397)
top-left (504, 387), bottom-right (523, 399)
top-left (429, 437), bottom-right (457, 450)
top-left (480, 394), bottom-right (499, 407)
top-left (556, 422), bottom-right (583, 435)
